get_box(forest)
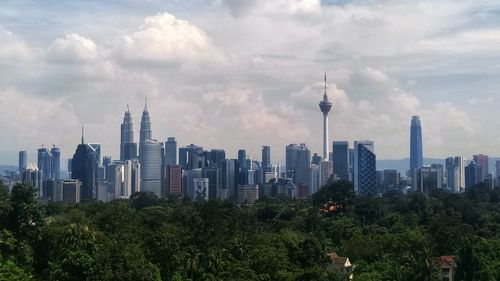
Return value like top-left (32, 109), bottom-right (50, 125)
top-left (0, 180), bottom-right (500, 281)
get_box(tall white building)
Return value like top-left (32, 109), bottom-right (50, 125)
top-left (140, 139), bottom-right (163, 197)
top-left (446, 156), bottom-right (465, 193)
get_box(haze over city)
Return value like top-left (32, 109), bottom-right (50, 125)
top-left (1, 0), bottom-right (500, 164)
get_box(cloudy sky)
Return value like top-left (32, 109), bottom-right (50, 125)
top-left (0, 0), bottom-right (499, 165)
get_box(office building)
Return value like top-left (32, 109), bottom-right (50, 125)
top-left (18, 151), bottom-right (27, 174)
top-left (62, 180), bottom-right (81, 203)
top-left (465, 161), bottom-right (481, 189)
top-left (206, 149), bottom-right (226, 168)
top-left (203, 168), bottom-right (219, 200)
top-left (165, 165), bottom-right (182, 196)
top-left (410, 116), bottom-right (424, 171)
top-left (332, 141), bottom-right (349, 181)
top-left (496, 160), bottom-right (500, 179)
top-left (164, 137), bottom-right (177, 166)
top-left (262, 146), bottom-right (271, 171)
top-left (193, 178), bottom-right (209, 201)
top-left (414, 166), bottom-right (443, 193)
top-left (473, 154), bottom-right (489, 182)
top-left (285, 143), bottom-right (311, 186)
top-left (383, 170), bottom-right (399, 192)
top-left (71, 129), bottom-right (100, 200)
top-left (140, 139), bottom-right (163, 197)
top-left (37, 147), bottom-right (52, 181)
top-left (353, 141), bottom-right (377, 196)
top-left (50, 146), bottom-right (61, 180)
top-left (22, 163), bottom-right (42, 194)
top-left (445, 156), bottom-right (465, 193)
top-left (319, 160), bottom-right (333, 189)
top-left (120, 105), bottom-right (136, 161)
top-left (238, 185), bottom-right (259, 204)
top-left (221, 159), bottom-right (239, 200)
top-left (312, 153), bottom-right (321, 166)
top-left (179, 144), bottom-right (205, 170)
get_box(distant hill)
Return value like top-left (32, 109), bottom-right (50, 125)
top-left (0, 165), bottom-right (18, 173)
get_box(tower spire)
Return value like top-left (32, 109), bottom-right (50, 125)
top-left (81, 125), bottom-right (84, 144)
top-left (323, 72), bottom-right (328, 101)
top-left (144, 97), bottom-right (148, 110)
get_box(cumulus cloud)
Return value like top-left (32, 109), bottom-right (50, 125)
top-left (47, 33), bottom-right (101, 63)
top-left (0, 27), bottom-right (36, 62)
top-left (122, 12), bottom-right (224, 64)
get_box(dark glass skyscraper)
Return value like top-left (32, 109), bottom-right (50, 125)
top-left (164, 137), bottom-right (177, 166)
top-left (71, 131), bottom-right (100, 200)
top-left (120, 105), bottom-right (136, 161)
top-left (353, 141), bottom-right (377, 196)
top-left (410, 116), bottom-right (423, 171)
top-left (238, 149), bottom-right (247, 171)
top-left (332, 141), bottom-right (349, 181)
top-left (285, 143), bottom-right (311, 186)
top-left (18, 151), bottom-right (27, 174)
top-left (37, 147), bottom-right (52, 180)
top-left (261, 146), bottom-right (270, 171)
top-left (50, 146), bottom-right (61, 180)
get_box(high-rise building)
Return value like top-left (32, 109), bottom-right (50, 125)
top-left (332, 141), bottom-right (349, 181)
top-left (319, 73), bottom-right (333, 160)
top-left (206, 149), bottom-right (226, 168)
top-left (50, 146), bottom-right (61, 180)
top-left (18, 151), bottom-right (27, 174)
top-left (262, 146), bottom-right (271, 171)
top-left (179, 144), bottom-right (205, 170)
top-left (465, 161), bottom-right (481, 189)
top-left (496, 160), bottom-right (500, 179)
top-left (353, 141), bottom-right (377, 196)
top-left (383, 170), bottom-right (399, 192)
top-left (140, 139), bottom-right (163, 197)
top-left (238, 149), bottom-right (247, 171)
top-left (37, 146), bottom-right (52, 181)
top-left (445, 156), bottom-right (465, 193)
top-left (71, 130), bottom-right (100, 200)
top-left (285, 143), bottom-right (311, 186)
top-left (22, 163), bottom-right (42, 194)
top-left (414, 166), bottom-right (443, 193)
top-left (473, 154), bottom-right (489, 182)
top-left (203, 167), bottom-right (219, 200)
top-left (139, 100), bottom-right (152, 146)
top-left (164, 137), bottom-right (177, 166)
top-left (221, 159), bottom-right (239, 200)
top-left (165, 165), bottom-right (182, 196)
top-left (193, 178), bottom-right (209, 201)
top-left (311, 153), bottom-right (321, 166)
top-left (319, 160), bottom-right (333, 189)
top-left (120, 105), bottom-right (136, 161)
top-left (410, 116), bottom-right (424, 171)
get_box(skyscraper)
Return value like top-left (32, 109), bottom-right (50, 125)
top-left (238, 149), bottom-right (247, 172)
top-left (37, 146), bottom-right (52, 181)
top-left (262, 146), bottom-right (271, 171)
top-left (410, 116), bottom-right (423, 171)
top-left (139, 99), bottom-right (152, 145)
top-left (18, 151), bottom-right (27, 174)
top-left (285, 143), bottom-right (311, 186)
top-left (164, 137), bottom-right (177, 166)
top-left (206, 149), bottom-right (226, 168)
top-left (332, 141), bottom-right (349, 181)
top-left (472, 154), bottom-right (489, 182)
top-left (445, 156), bottom-right (465, 193)
top-left (465, 161), bottom-right (481, 189)
top-left (353, 141), bottom-right (377, 196)
top-left (120, 105), bottom-right (136, 161)
top-left (50, 146), bottom-right (61, 180)
top-left (319, 73), bottom-right (333, 160)
top-left (179, 144), bottom-right (205, 170)
top-left (140, 139), bottom-right (163, 197)
top-left (71, 128), bottom-right (100, 200)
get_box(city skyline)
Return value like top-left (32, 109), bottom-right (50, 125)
top-left (1, 1), bottom-right (500, 164)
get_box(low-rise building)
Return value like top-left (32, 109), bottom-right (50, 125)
top-left (326, 252), bottom-right (353, 280)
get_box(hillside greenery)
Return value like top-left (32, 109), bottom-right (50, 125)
top-left (0, 180), bottom-right (500, 281)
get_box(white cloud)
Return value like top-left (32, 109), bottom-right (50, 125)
top-left (122, 12), bottom-right (224, 63)
top-left (0, 27), bottom-right (36, 62)
top-left (47, 33), bottom-right (101, 63)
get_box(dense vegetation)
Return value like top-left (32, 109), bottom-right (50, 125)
top-left (0, 180), bottom-right (500, 281)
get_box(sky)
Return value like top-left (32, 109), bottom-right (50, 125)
top-left (0, 0), bottom-right (499, 165)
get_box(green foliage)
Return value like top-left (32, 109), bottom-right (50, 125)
top-left (0, 181), bottom-right (499, 280)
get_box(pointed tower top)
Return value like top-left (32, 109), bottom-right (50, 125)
top-left (144, 96), bottom-right (148, 110)
top-left (127, 103), bottom-right (130, 112)
top-left (81, 125), bottom-right (84, 144)
top-left (323, 72), bottom-right (328, 101)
